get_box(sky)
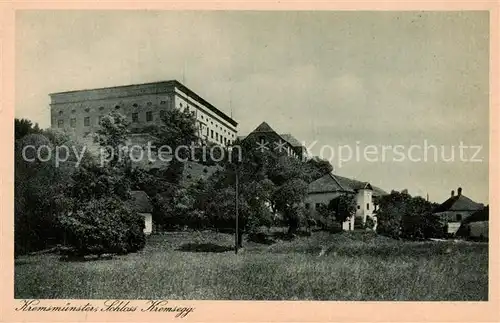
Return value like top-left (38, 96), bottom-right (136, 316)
top-left (15, 11), bottom-right (490, 204)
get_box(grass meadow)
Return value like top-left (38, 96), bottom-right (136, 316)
top-left (15, 230), bottom-right (488, 300)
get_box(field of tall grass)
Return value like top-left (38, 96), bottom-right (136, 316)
top-left (15, 230), bottom-right (488, 300)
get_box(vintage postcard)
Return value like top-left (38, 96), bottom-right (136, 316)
top-left (1, 1), bottom-right (499, 322)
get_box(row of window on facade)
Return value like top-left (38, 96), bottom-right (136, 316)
top-left (57, 103), bottom-right (235, 137)
top-left (57, 114), bottom-right (235, 146)
top-left (205, 127), bottom-right (233, 146)
top-left (57, 101), bottom-right (170, 116)
top-left (56, 110), bottom-right (172, 128)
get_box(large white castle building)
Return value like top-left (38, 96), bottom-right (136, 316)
top-left (49, 80), bottom-right (238, 147)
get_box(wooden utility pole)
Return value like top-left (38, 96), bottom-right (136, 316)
top-left (235, 163), bottom-right (239, 254)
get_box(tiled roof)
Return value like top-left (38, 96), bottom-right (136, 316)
top-left (242, 122), bottom-right (304, 149)
top-left (463, 205), bottom-right (489, 223)
top-left (253, 121), bottom-right (276, 133)
top-left (308, 173), bottom-right (387, 196)
top-left (308, 173), bottom-right (350, 194)
top-left (279, 133), bottom-right (303, 147)
top-left (335, 176), bottom-right (370, 191)
top-left (434, 194), bottom-right (484, 213)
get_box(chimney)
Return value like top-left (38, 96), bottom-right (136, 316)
top-left (451, 190), bottom-right (455, 197)
top-left (457, 187), bottom-right (462, 196)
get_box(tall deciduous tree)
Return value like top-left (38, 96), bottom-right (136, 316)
top-left (97, 112), bottom-right (130, 167)
top-left (143, 106), bottom-right (198, 148)
top-left (14, 129), bottom-right (76, 255)
top-left (57, 112), bottom-right (145, 257)
top-left (15, 118), bottom-right (41, 140)
top-left (328, 193), bottom-right (357, 224)
top-left (376, 190), bottom-right (444, 240)
top-left (273, 178), bottom-right (309, 235)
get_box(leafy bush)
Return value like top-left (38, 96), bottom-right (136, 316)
top-left (376, 212), bottom-right (402, 238)
top-left (401, 212), bottom-right (446, 240)
top-left (328, 194), bottom-right (357, 224)
top-left (14, 131), bottom-right (77, 255)
top-left (312, 204), bottom-right (342, 232)
top-left (58, 197), bottom-right (145, 257)
top-left (364, 216), bottom-right (376, 230)
top-left (376, 190), bottom-right (443, 240)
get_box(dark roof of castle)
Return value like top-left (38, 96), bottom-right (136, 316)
top-left (253, 122), bottom-right (275, 133)
top-left (279, 133), bottom-right (303, 147)
top-left (129, 190), bottom-right (153, 213)
top-left (241, 122), bottom-right (305, 148)
top-left (433, 192), bottom-right (484, 213)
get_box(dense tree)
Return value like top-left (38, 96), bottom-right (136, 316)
top-left (96, 112), bottom-right (130, 167)
top-left (58, 197), bottom-right (145, 257)
top-left (328, 193), bottom-right (357, 223)
top-left (304, 157), bottom-right (334, 180)
top-left (376, 191), bottom-right (409, 238)
top-left (376, 190), bottom-right (444, 240)
top-left (193, 139), bottom-right (333, 238)
top-left (15, 118), bottom-right (41, 140)
top-left (273, 178), bottom-right (309, 235)
top-left (14, 129), bottom-right (77, 255)
top-left (138, 106), bottom-right (199, 149)
top-left (57, 112), bottom-right (146, 257)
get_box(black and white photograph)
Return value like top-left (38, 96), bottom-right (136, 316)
top-left (13, 10), bottom-right (490, 302)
